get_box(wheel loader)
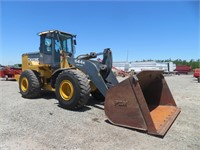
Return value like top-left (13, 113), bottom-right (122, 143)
top-left (17, 30), bottom-right (180, 137)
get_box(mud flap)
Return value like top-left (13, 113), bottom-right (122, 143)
top-left (104, 70), bottom-right (181, 137)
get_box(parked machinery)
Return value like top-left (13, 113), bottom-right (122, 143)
top-left (0, 64), bottom-right (22, 80)
top-left (193, 68), bottom-right (200, 83)
top-left (17, 30), bottom-right (180, 136)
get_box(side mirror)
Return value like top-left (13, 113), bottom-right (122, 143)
top-left (74, 39), bottom-right (77, 45)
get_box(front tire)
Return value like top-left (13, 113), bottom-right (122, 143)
top-left (19, 70), bottom-right (41, 98)
top-left (55, 70), bottom-right (90, 110)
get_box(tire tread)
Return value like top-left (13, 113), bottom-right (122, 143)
top-left (19, 70), bottom-right (41, 98)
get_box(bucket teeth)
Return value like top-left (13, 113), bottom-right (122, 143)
top-left (104, 70), bottom-right (180, 137)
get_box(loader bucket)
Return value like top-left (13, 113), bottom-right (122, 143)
top-left (104, 70), bottom-right (180, 137)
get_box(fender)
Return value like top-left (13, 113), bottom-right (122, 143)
top-left (50, 67), bottom-right (75, 88)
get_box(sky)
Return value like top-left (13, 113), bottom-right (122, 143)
top-left (0, 0), bottom-right (199, 65)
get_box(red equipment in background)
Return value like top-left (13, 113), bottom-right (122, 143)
top-left (0, 64), bottom-right (22, 80)
top-left (175, 65), bottom-right (192, 74)
top-left (112, 66), bottom-right (129, 77)
top-left (193, 68), bottom-right (200, 83)
top-left (0, 66), bottom-right (5, 77)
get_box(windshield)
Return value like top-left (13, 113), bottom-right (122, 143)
top-left (56, 33), bottom-right (73, 54)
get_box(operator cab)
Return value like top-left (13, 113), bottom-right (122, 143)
top-left (39, 30), bottom-right (76, 67)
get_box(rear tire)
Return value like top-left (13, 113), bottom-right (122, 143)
top-left (55, 70), bottom-right (90, 110)
top-left (5, 75), bottom-right (8, 81)
top-left (198, 77), bottom-right (200, 83)
top-left (19, 70), bottom-right (41, 98)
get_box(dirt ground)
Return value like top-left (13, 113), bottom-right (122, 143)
top-left (0, 74), bottom-right (199, 150)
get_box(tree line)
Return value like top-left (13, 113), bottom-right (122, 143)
top-left (172, 59), bottom-right (200, 69)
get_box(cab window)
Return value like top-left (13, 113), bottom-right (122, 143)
top-left (44, 37), bottom-right (52, 54)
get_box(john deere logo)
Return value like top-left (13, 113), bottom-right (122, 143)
top-left (28, 58), bottom-right (39, 62)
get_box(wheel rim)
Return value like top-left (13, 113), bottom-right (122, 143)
top-left (21, 77), bottom-right (28, 92)
top-left (59, 80), bottom-right (74, 101)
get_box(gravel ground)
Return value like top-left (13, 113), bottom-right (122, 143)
top-left (0, 75), bottom-right (200, 150)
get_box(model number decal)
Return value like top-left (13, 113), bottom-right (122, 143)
top-left (74, 59), bottom-right (85, 65)
top-left (28, 58), bottom-right (39, 61)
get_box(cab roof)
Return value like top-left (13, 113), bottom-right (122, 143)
top-left (38, 30), bottom-right (75, 36)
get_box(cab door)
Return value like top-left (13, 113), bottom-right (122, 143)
top-left (39, 36), bottom-right (53, 65)
top-left (54, 40), bottom-right (60, 64)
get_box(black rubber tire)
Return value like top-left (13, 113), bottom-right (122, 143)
top-left (19, 70), bottom-right (41, 98)
top-left (5, 75), bottom-right (8, 81)
top-left (198, 77), bottom-right (200, 83)
top-left (55, 70), bottom-right (91, 110)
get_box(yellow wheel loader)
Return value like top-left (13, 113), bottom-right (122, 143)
top-left (17, 30), bottom-right (180, 137)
